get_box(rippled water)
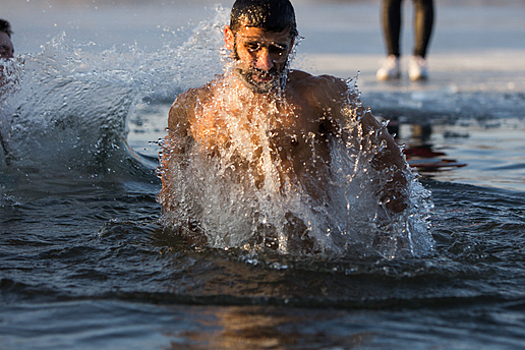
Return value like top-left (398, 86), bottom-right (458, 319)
top-left (2, 1), bottom-right (525, 349)
top-left (2, 170), bottom-right (525, 349)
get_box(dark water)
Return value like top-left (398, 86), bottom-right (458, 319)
top-left (2, 163), bottom-right (525, 349)
top-left (2, 3), bottom-right (525, 350)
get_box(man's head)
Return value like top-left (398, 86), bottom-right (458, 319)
top-left (225, 0), bottom-right (298, 93)
top-left (0, 19), bottom-right (14, 59)
top-left (229, 0), bottom-right (297, 38)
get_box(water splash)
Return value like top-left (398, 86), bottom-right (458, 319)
top-left (157, 68), bottom-right (434, 258)
top-left (0, 6), bottom-right (433, 258)
top-left (0, 8), bottom-right (228, 179)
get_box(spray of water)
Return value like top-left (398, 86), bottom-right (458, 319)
top-left (0, 6), bottom-right (433, 258)
top-left (0, 6), bottom-right (227, 177)
top-left (157, 53), bottom-right (434, 259)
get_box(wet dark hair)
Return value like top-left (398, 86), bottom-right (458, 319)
top-left (230, 0), bottom-right (298, 37)
top-left (0, 19), bottom-right (13, 38)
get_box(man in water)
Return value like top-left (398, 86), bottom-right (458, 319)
top-left (0, 19), bottom-right (15, 90)
top-left (1, 19), bottom-right (15, 163)
top-left (159, 0), bottom-right (409, 216)
top-left (0, 19), bottom-right (14, 60)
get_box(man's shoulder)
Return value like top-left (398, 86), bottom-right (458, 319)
top-left (168, 83), bottom-right (209, 129)
top-left (289, 70), bottom-right (348, 94)
top-left (290, 69), bottom-right (345, 83)
top-left (288, 70), bottom-right (349, 105)
top-left (173, 81), bottom-right (214, 107)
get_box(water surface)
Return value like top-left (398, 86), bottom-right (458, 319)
top-left (1, 0), bottom-right (525, 349)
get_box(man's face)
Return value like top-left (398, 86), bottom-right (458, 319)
top-left (225, 25), bottom-right (294, 93)
top-left (0, 32), bottom-right (14, 59)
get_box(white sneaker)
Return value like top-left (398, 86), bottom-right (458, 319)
top-left (408, 55), bottom-right (428, 81)
top-left (376, 55), bottom-right (400, 81)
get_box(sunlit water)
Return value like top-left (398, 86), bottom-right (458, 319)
top-left (2, 1), bottom-right (525, 349)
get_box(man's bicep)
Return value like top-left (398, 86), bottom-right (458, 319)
top-left (360, 113), bottom-right (404, 167)
top-left (365, 114), bottom-right (410, 212)
top-left (317, 75), bottom-right (363, 130)
top-left (317, 75), bottom-right (349, 107)
top-left (168, 92), bottom-right (194, 134)
top-left (316, 76), bottom-right (409, 211)
top-left (163, 91), bottom-right (198, 158)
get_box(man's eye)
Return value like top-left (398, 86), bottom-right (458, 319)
top-left (269, 44), bottom-right (287, 55)
top-left (246, 43), bottom-right (261, 52)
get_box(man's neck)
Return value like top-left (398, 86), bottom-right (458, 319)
top-left (222, 72), bottom-right (284, 103)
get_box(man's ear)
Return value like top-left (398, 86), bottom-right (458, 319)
top-left (224, 25), bottom-right (234, 50)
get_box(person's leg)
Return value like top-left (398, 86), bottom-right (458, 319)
top-left (382, 0), bottom-right (403, 57)
top-left (412, 0), bottom-right (434, 58)
top-left (377, 0), bottom-right (403, 81)
top-left (408, 0), bottom-right (433, 80)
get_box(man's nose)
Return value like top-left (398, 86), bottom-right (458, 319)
top-left (255, 49), bottom-right (274, 71)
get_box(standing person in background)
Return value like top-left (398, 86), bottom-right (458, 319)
top-left (376, 0), bottom-right (434, 81)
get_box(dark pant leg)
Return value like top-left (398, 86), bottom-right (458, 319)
top-left (412, 0), bottom-right (434, 58)
top-left (382, 0), bottom-right (403, 57)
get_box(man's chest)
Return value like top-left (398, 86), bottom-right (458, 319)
top-left (191, 96), bottom-right (329, 155)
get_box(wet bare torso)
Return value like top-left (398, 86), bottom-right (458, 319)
top-left (177, 70), bottom-right (339, 196)
top-left (163, 69), bottom-right (408, 212)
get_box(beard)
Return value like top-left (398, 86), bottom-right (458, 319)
top-left (232, 43), bottom-right (287, 94)
top-left (235, 66), bottom-right (282, 94)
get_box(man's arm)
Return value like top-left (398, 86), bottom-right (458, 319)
top-left (314, 75), bottom-right (410, 213)
top-left (166, 89), bottom-right (197, 154)
top-left (356, 108), bottom-right (409, 213)
top-left (157, 89), bottom-right (197, 212)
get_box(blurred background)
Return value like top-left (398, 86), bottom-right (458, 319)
top-left (2, 0), bottom-right (525, 188)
